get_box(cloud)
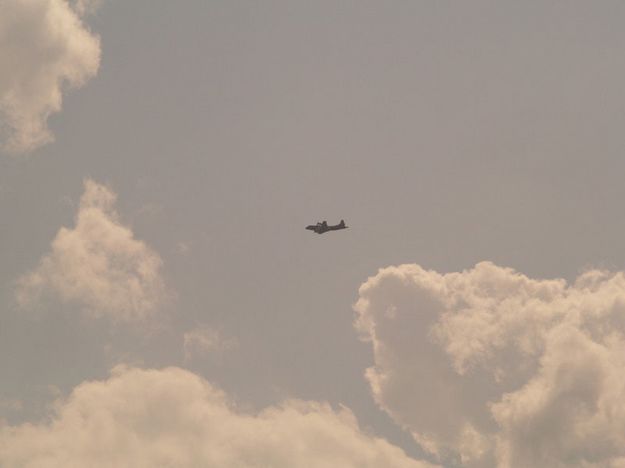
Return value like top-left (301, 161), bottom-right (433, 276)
top-left (183, 326), bottom-right (237, 362)
top-left (354, 261), bottom-right (625, 467)
top-left (16, 179), bottom-right (167, 322)
top-left (0, 397), bottom-right (22, 413)
top-left (0, 366), bottom-right (436, 468)
top-left (71, 0), bottom-right (101, 16)
top-left (175, 241), bottom-right (191, 256)
top-left (0, 0), bottom-right (100, 154)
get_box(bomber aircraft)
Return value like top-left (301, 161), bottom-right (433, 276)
top-left (305, 219), bottom-right (348, 234)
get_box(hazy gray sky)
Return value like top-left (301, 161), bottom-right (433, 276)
top-left (3, 1), bottom-right (625, 466)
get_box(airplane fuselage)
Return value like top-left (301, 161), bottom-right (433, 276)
top-left (305, 220), bottom-right (348, 234)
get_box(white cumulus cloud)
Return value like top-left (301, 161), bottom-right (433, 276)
top-left (0, 366), bottom-right (437, 468)
top-left (0, 0), bottom-right (101, 154)
top-left (355, 261), bottom-right (625, 467)
top-left (16, 179), bottom-right (167, 322)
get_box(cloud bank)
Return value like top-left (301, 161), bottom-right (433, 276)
top-left (0, 0), bottom-right (100, 154)
top-left (355, 261), bottom-right (625, 467)
top-left (17, 179), bottom-right (167, 322)
top-left (0, 366), bottom-right (435, 468)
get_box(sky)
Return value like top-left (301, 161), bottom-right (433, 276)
top-left (3, 1), bottom-right (625, 466)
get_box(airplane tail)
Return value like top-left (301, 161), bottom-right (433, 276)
top-left (340, 219), bottom-right (346, 227)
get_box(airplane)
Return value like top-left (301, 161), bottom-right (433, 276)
top-left (305, 219), bottom-right (348, 234)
